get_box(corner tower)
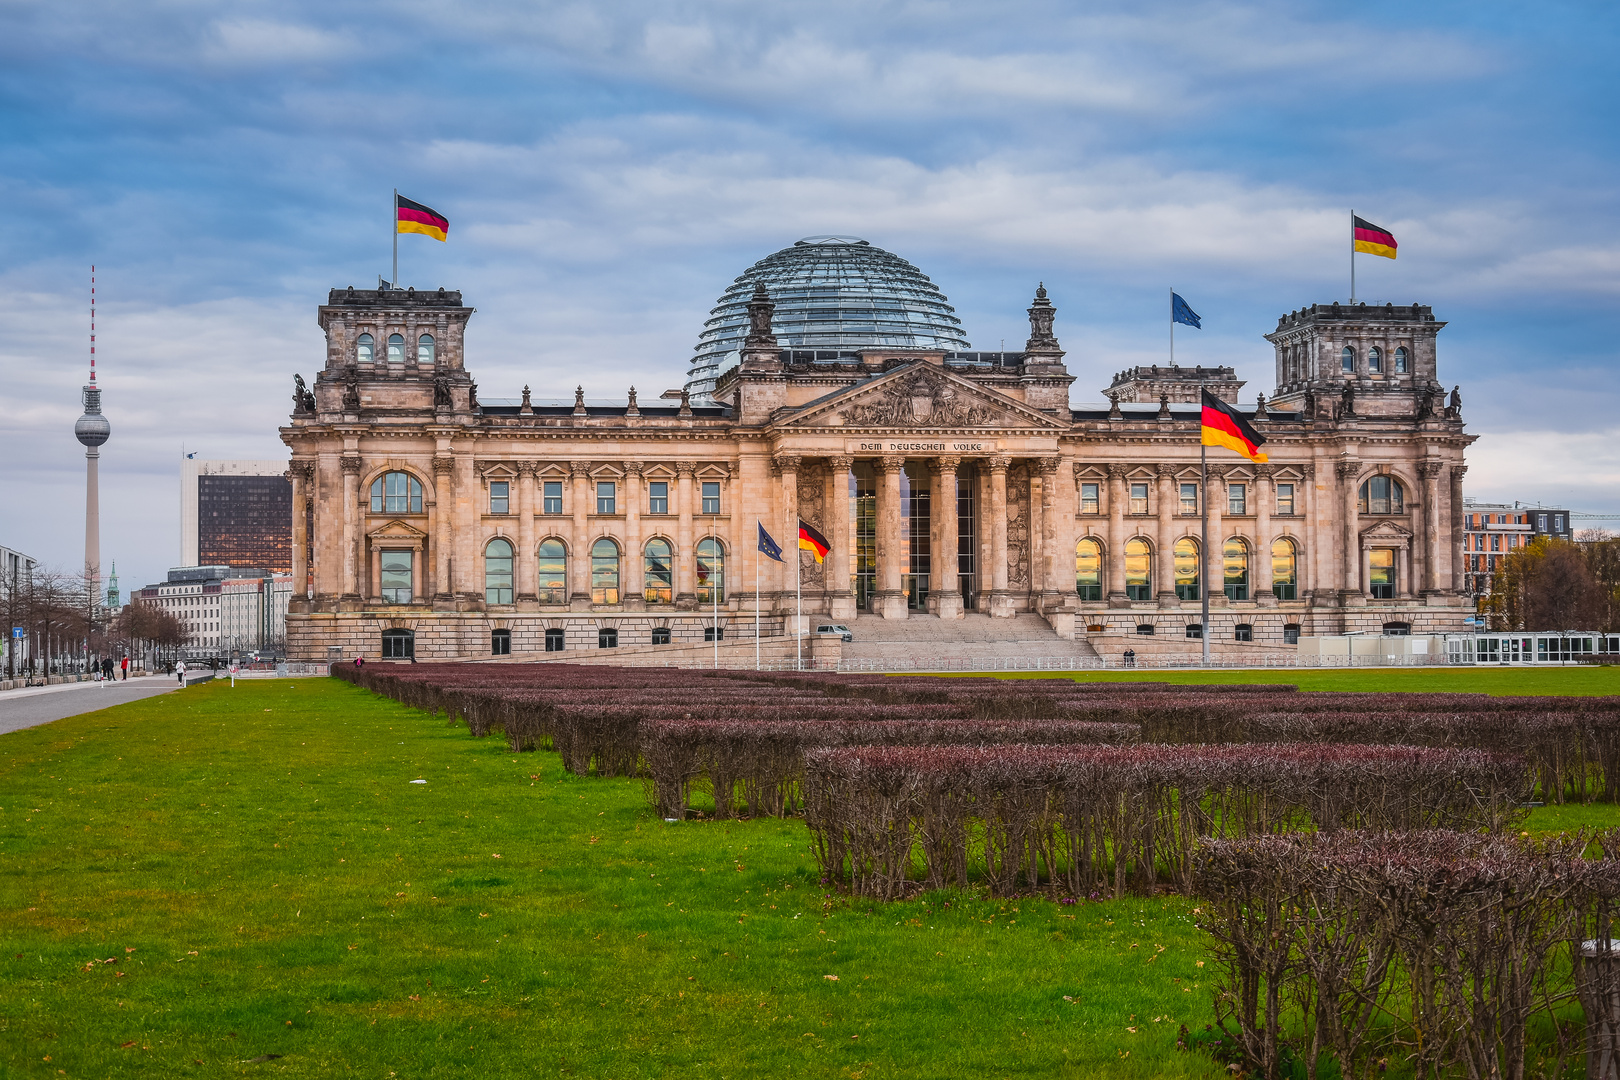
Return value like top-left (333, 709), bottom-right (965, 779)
top-left (1265, 301), bottom-right (1446, 418)
top-left (310, 286), bottom-right (475, 420)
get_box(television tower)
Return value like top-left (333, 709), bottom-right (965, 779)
top-left (75, 265), bottom-right (110, 607)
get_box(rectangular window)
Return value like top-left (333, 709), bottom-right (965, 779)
top-left (1180, 483), bottom-right (1198, 515)
top-left (596, 481), bottom-right (616, 514)
top-left (490, 628), bottom-right (511, 656)
top-left (1369, 548), bottom-right (1396, 599)
top-left (648, 481), bottom-right (668, 515)
top-left (1228, 483), bottom-right (1246, 515)
top-left (1490, 534), bottom-right (1500, 552)
top-left (1130, 483), bottom-right (1149, 515)
top-left (544, 628), bottom-right (565, 652)
top-left (380, 550), bottom-right (413, 604)
top-left (1276, 483), bottom-right (1294, 516)
top-left (542, 481), bottom-right (563, 515)
top-left (489, 481), bottom-right (509, 515)
top-left (701, 481), bottom-right (721, 515)
top-left (704, 626), bottom-right (725, 642)
top-left (651, 627), bottom-right (671, 645)
top-left (1080, 483), bottom-right (1100, 515)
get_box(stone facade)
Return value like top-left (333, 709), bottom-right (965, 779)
top-left (281, 282), bottom-right (1475, 661)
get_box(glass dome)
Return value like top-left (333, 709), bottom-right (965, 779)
top-left (684, 236), bottom-right (971, 402)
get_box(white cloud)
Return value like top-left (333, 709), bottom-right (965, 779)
top-left (205, 19), bottom-right (354, 66)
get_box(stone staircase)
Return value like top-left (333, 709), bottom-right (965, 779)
top-left (839, 612), bottom-right (1101, 666)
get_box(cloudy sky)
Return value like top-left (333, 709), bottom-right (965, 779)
top-left (2, 0), bottom-right (1617, 592)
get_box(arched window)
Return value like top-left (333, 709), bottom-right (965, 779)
top-left (387, 333), bottom-right (405, 363)
top-left (590, 537), bottom-right (621, 604)
top-left (356, 333), bottom-right (374, 363)
top-left (1368, 346), bottom-right (1382, 373)
top-left (537, 539), bottom-right (567, 605)
top-left (370, 471), bottom-right (423, 514)
top-left (381, 628), bottom-right (413, 659)
top-left (417, 334), bottom-right (435, 364)
top-left (1075, 537), bottom-right (1102, 601)
top-left (485, 538), bottom-right (514, 604)
top-left (1271, 537), bottom-right (1298, 601)
top-left (1341, 346), bottom-right (1355, 374)
top-left (1174, 537), bottom-right (1200, 601)
top-left (1394, 347), bottom-right (1409, 373)
top-left (1224, 538), bottom-right (1249, 601)
top-left (1125, 538), bottom-right (1152, 601)
top-left (1358, 475), bottom-right (1405, 515)
top-left (643, 538), bottom-right (673, 604)
top-left (697, 538), bottom-right (725, 604)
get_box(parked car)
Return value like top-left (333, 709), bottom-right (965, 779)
top-left (815, 624), bottom-right (854, 642)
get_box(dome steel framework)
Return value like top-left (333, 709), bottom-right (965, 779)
top-left (684, 236), bottom-right (970, 401)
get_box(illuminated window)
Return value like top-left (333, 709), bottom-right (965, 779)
top-left (1369, 548), bottom-right (1396, 599)
top-left (1224, 538), bottom-right (1249, 601)
top-left (1125, 538), bottom-right (1152, 601)
top-left (1174, 538), bottom-right (1199, 601)
top-left (643, 538), bottom-right (673, 603)
top-left (537, 539), bottom-right (567, 604)
top-left (590, 538), bottom-right (620, 604)
top-left (697, 538), bottom-right (725, 604)
top-left (1075, 538), bottom-right (1102, 601)
top-left (1271, 538), bottom-right (1297, 600)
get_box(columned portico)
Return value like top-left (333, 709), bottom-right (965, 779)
top-left (927, 455), bottom-right (964, 619)
top-left (874, 456), bottom-right (906, 619)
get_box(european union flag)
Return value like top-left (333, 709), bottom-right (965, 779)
top-left (758, 522), bottom-right (784, 562)
top-left (1172, 292), bottom-right (1202, 329)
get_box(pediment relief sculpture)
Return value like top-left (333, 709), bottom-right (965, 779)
top-left (789, 365), bottom-right (1057, 431)
top-left (1360, 519), bottom-right (1414, 543)
top-left (369, 519), bottom-right (428, 543)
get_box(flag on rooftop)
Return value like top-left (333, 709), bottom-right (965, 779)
top-left (397, 195), bottom-right (449, 242)
top-left (1352, 216), bottom-right (1397, 259)
top-left (797, 520), bottom-right (830, 564)
top-left (1201, 387), bottom-right (1268, 463)
top-left (1172, 292), bottom-right (1202, 328)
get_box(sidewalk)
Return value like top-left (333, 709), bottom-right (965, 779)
top-left (0, 675), bottom-right (183, 735)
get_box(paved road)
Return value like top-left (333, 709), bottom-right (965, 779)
top-left (0, 676), bottom-right (182, 735)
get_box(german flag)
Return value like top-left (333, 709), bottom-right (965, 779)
top-left (1353, 215), bottom-right (1397, 260)
top-left (1201, 388), bottom-right (1268, 463)
top-left (798, 519), bottom-right (831, 563)
top-left (397, 195), bottom-right (449, 242)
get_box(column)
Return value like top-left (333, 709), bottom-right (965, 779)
top-left (1420, 461), bottom-right (1443, 595)
top-left (930, 456), bottom-right (963, 618)
top-left (1205, 464), bottom-right (1226, 605)
top-left (623, 462), bottom-right (644, 608)
top-left (1398, 543), bottom-right (1413, 600)
top-left (369, 541), bottom-right (382, 601)
top-left (290, 462), bottom-right (310, 602)
top-left (1448, 465), bottom-right (1467, 594)
top-left (675, 461), bottom-right (697, 608)
top-left (1337, 460), bottom-right (1362, 601)
top-left (1035, 457), bottom-right (1061, 605)
top-left (1105, 463), bottom-right (1127, 604)
top-left (516, 463), bottom-right (537, 602)
top-left (1302, 462), bottom-right (1318, 600)
top-left (773, 454), bottom-right (800, 610)
top-left (411, 541), bottom-right (423, 602)
top-left (987, 456), bottom-right (1010, 616)
top-left (455, 454), bottom-right (479, 600)
top-left (433, 455), bottom-right (454, 600)
top-left (570, 460), bottom-right (592, 607)
top-left (826, 456), bottom-right (855, 619)
top-left (1254, 464), bottom-right (1275, 605)
top-left (1155, 463), bottom-right (1176, 606)
top-left (340, 454), bottom-right (362, 599)
top-left (876, 456), bottom-right (906, 620)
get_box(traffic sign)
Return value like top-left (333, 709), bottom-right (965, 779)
top-left (11, 627), bottom-right (21, 639)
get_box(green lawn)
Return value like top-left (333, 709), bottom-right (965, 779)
top-left (2, 672), bottom-right (1614, 1079)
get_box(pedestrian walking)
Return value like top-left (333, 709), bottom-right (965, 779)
top-left (120, 656), bottom-right (129, 680)
top-left (176, 659), bottom-right (186, 686)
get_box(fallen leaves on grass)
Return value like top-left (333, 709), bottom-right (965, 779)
top-left (824, 975), bottom-right (839, 981)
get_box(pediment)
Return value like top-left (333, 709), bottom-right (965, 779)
top-left (1359, 519), bottom-right (1414, 542)
top-left (369, 519), bottom-right (428, 542)
top-left (776, 363), bottom-right (1067, 432)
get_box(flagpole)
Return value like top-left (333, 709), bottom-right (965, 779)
top-left (1170, 287), bottom-right (1175, 367)
top-left (754, 522), bottom-right (761, 671)
top-left (796, 537), bottom-right (803, 672)
top-left (392, 188), bottom-right (398, 288)
top-left (1200, 383), bottom-right (1210, 668)
top-left (712, 514), bottom-right (719, 670)
top-left (1349, 208), bottom-right (1354, 304)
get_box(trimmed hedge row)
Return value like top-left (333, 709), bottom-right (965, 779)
top-left (801, 743), bottom-right (1528, 900)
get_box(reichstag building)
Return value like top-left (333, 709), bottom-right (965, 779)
top-left (282, 236), bottom-right (1474, 661)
